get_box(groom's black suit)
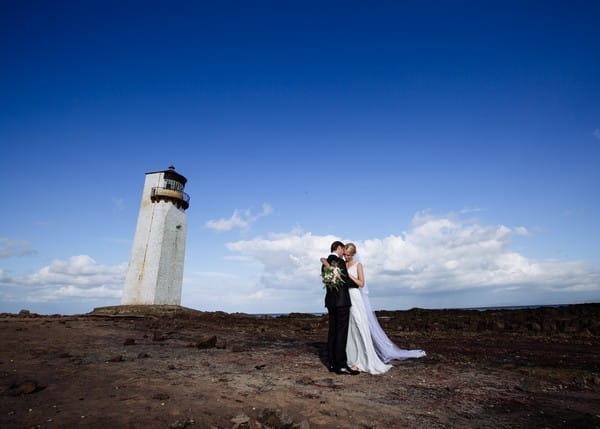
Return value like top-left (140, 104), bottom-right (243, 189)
top-left (323, 254), bottom-right (359, 371)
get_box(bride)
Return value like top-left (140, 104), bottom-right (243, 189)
top-left (321, 243), bottom-right (426, 374)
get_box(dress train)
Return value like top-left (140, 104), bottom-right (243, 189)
top-left (360, 286), bottom-right (426, 362)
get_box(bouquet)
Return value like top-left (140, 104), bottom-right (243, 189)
top-left (322, 264), bottom-right (344, 290)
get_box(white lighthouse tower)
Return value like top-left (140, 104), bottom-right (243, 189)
top-left (121, 166), bottom-right (190, 306)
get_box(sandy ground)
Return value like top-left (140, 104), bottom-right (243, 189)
top-left (1, 305), bottom-right (599, 428)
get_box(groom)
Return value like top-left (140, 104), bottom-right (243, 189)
top-left (323, 241), bottom-right (359, 375)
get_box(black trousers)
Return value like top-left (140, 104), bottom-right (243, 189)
top-left (327, 305), bottom-right (350, 369)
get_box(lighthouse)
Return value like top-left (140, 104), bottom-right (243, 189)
top-left (121, 166), bottom-right (190, 306)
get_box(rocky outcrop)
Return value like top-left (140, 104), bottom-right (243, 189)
top-left (376, 303), bottom-right (600, 336)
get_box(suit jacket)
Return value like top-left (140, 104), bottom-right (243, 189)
top-left (323, 254), bottom-right (358, 308)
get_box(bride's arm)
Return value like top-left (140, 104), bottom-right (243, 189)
top-left (348, 263), bottom-right (365, 287)
top-left (320, 257), bottom-right (332, 269)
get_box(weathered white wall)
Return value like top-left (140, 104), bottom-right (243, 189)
top-left (121, 172), bottom-right (187, 305)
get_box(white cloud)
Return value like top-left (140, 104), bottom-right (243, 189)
top-left (0, 237), bottom-right (36, 258)
top-left (3, 213), bottom-right (598, 315)
top-left (193, 271), bottom-right (237, 279)
top-left (206, 203), bottom-right (273, 232)
top-left (181, 270), bottom-right (268, 311)
top-left (55, 285), bottom-right (122, 298)
top-left (227, 230), bottom-right (336, 289)
top-left (224, 212), bottom-right (600, 306)
top-left (513, 226), bottom-right (529, 236)
top-left (0, 255), bottom-right (126, 303)
top-left (593, 128), bottom-right (600, 140)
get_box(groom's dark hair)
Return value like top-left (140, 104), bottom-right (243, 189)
top-left (330, 241), bottom-right (344, 252)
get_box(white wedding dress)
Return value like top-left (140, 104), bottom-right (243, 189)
top-left (346, 263), bottom-right (392, 374)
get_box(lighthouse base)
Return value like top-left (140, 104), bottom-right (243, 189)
top-left (88, 305), bottom-right (202, 317)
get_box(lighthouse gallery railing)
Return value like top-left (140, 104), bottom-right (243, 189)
top-left (150, 186), bottom-right (190, 209)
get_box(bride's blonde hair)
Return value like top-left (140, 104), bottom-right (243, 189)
top-left (344, 242), bottom-right (357, 256)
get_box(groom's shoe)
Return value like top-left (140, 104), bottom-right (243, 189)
top-left (345, 366), bottom-right (360, 375)
top-left (335, 366), bottom-right (360, 375)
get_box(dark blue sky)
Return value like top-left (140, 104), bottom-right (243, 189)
top-left (1, 1), bottom-right (599, 313)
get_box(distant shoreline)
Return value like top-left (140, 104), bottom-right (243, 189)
top-left (252, 302), bottom-right (596, 318)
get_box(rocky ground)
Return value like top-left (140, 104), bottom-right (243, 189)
top-left (1, 304), bottom-right (599, 429)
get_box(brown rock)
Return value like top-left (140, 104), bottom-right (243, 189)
top-left (296, 376), bottom-right (313, 385)
top-left (297, 420), bottom-right (310, 429)
top-left (108, 354), bottom-right (124, 362)
top-left (543, 321), bottom-right (557, 332)
top-left (152, 393), bottom-right (170, 400)
top-left (231, 413), bottom-right (250, 425)
top-left (515, 379), bottom-right (543, 393)
top-left (195, 335), bottom-right (217, 349)
top-left (11, 380), bottom-right (40, 395)
top-left (123, 338), bottom-right (136, 345)
top-left (152, 331), bottom-right (167, 341)
top-left (168, 418), bottom-right (194, 429)
top-left (258, 408), bottom-right (295, 428)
